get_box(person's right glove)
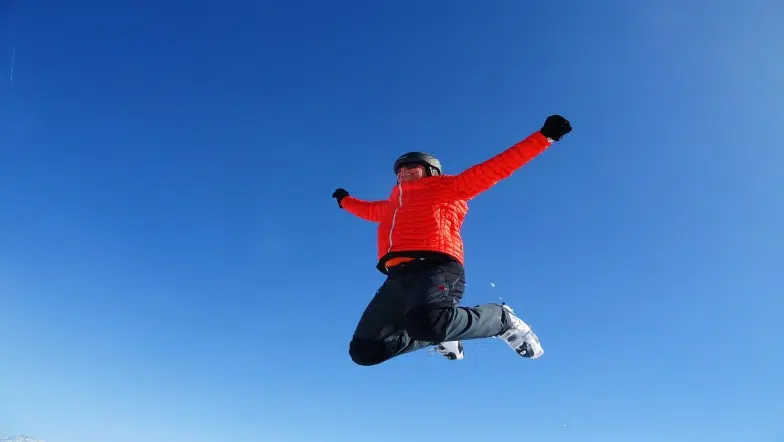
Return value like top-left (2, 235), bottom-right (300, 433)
top-left (332, 188), bottom-right (349, 208)
top-left (540, 115), bottom-right (572, 141)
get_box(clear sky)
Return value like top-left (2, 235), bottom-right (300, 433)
top-left (1, 1), bottom-right (782, 441)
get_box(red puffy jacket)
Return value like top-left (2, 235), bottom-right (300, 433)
top-left (342, 131), bottom-right (552, 273)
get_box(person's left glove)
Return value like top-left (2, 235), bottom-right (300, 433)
top-left (540, 115), bottom-right (572, 141)
top-left (332, 188), bottom-right (349, 208)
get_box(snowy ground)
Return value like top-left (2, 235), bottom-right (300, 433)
top-left (1, 436), bottom-right (45, 442)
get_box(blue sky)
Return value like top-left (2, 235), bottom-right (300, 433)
top-left (1, 1), bottom-right (782, 441)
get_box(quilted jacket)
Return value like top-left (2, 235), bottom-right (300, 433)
top-left (341, 131), bottom-right (552, 273)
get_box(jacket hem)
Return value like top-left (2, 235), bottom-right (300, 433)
top-left (375, 250), bottom-right (463, 274)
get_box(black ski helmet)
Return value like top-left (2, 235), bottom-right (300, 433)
top-left (393, 152), bottom-right (442, 177)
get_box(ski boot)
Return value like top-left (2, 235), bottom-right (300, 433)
top-left (435, 341), bottom-right (464, 360)
top-left (498, 304), bottom-right (544, 359)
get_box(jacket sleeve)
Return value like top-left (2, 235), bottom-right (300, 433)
top-left (448, 131), bottom-right (552, 200)
top-left (340, 196), bottom-right (388, 222)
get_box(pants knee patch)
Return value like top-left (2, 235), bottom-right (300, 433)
top-left (349, 338), bottom-right (392, 366)
top-left (404, 306), bottom-right (451, 343)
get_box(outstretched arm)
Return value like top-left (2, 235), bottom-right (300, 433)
top-left (447, 115), bottom-right (571, 200)
top-left (332, 188), bottom-right (388, 222)
top-left (447, 131), bottom-right (551, 200)
top-left (341, 196), bottom-right (388, 222)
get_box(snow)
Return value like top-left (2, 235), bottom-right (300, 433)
top-left (1, 436), bottom-right (46, 442)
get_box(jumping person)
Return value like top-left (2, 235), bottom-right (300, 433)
top-left (332, 115), bottom-right (572, 366)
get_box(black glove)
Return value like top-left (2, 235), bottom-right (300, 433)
top-left (332, 188), bottom-right (349, 208)
top-left (540, 115), bottom-right (572, 141)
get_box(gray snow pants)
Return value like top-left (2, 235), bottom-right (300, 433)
top-left (348, 257), bottom-right (512, 366)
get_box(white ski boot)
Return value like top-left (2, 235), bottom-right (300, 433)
top-left (435, 341), bottom-right (464, 360)
top-left (498, 304), bottom-right (544, 359)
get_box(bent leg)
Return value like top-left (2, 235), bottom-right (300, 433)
top-left (405, 303), bottom-right (509, 343)
top-left (400, 260), bottom-right (512, 344)
top-left (349, 278), bottom-right (430, 366)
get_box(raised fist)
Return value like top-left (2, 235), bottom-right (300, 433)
top-left (540, 115), bottom-right (572, 141)
top-left (332, 188), bottom-right (349, 208)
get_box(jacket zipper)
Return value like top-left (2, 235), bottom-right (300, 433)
top-left (388, 182), bottom-right (403, 252)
